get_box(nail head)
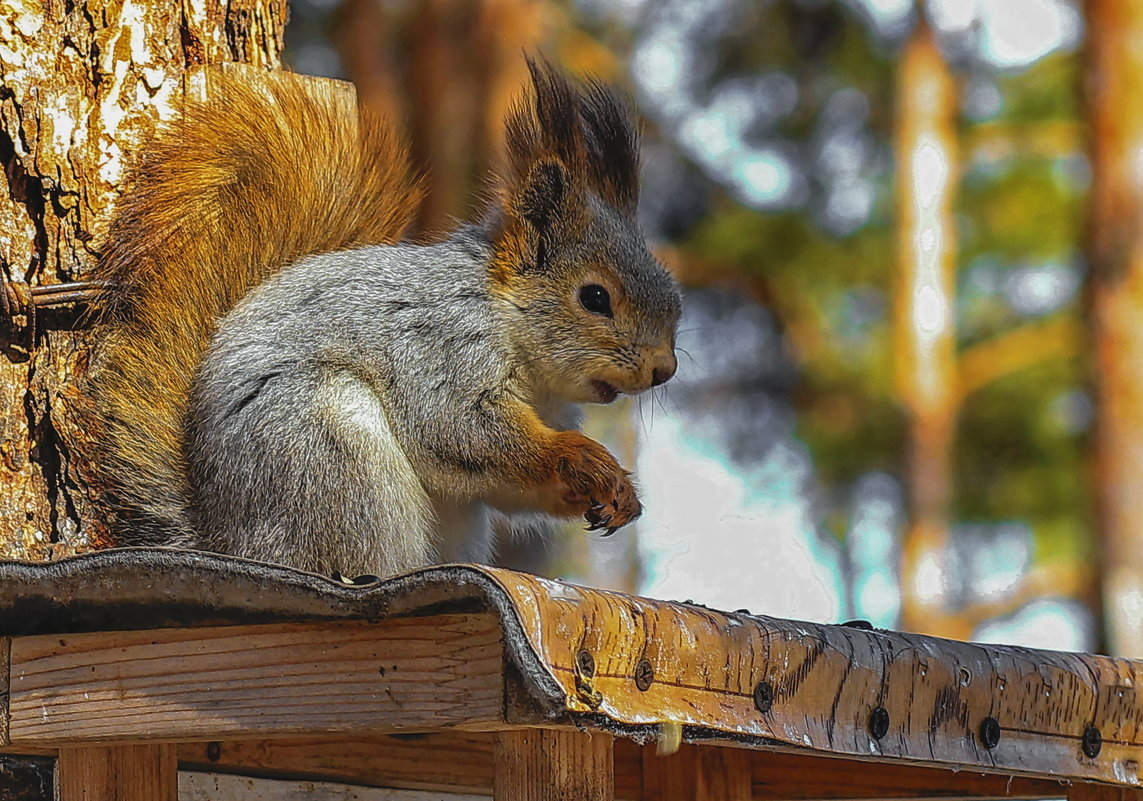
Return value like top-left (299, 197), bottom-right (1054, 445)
top-left (753, 680), bottom-right (774, 714)
top-left (980, 716), bottom-right (1001, 750)
top-left (869, 706), bottom-right (890, 740)
top-left (1082, 726), bottom-right (1102, 758)
top-left (635, 658), bottom-right (655, 691)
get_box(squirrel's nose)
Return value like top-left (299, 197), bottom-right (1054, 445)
top-left (650, 352), bottom-right (678, 387)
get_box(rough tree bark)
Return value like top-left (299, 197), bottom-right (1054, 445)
top-left (0, 1), bottom-right (287, 560)
top-left (1084, 0), bottom-right (1143, 657)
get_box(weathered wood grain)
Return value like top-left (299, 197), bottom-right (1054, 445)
top-left (56, 744), bottom-right (177, 801)
top-left (4, 555), bottom-right (1143, 790)
top-left (174, 732), bottom-right (1069, 801)
top-left (494, 728), bottom-right (614, 801)
top-left (8, 614), bottom-right (504, 745)
top-left (484, 567), bottom-right (1143, 786)
top-left (177, 733), bottom-right (501, 796)
top-left (180, 771), bottom-right (486, 800)
top-left (643, 743), bottom-right (751, 800)
top-left (1, 636), bottom-right (9, 747)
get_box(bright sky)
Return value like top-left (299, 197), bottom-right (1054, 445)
top-left (638, 412), bottom-right (843, 622)
top-left (857, 0), bottom-right (1082, 68)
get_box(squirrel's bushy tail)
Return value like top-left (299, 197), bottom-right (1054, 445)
top-left (90, 67), bottom-right (422, 544)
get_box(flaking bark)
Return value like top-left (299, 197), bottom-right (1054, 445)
top-left (0, 0), bottom-right (286, 559)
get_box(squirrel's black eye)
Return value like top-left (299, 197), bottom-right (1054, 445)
top-left (578, 284), bottom-right (613, 318)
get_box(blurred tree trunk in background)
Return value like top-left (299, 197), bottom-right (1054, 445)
top-left (0, 0), bottom-right (286, 560)
top-left (1084, 0), bottom-right (1143, 657)
top-left (333, 0), bottom-right (544, 234)
top-left (893, 18), bottom-right (960, 636)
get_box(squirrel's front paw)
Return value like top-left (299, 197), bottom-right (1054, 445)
top-left (549, 431), bottom-right (642, 535)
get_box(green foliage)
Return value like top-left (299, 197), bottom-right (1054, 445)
top-left (956, 356), bottom-right (1093, 562)
top-left (960, 158), bottom-right (1083, 268)
top-left (679, 24), bottom-right (1090, 579)
top-left (685, 203), bottom-right (902, 491)
top-left (992, 53), bottom-right (1080, 124)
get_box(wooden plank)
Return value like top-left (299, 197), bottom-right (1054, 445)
top-left (180, 771), bottom-right (486, 800)
top-left (178, 734), bottom-right (499, 795)
top-left (494, 728), bottom-right (614, 801)
top-left (179, 732), bottom-right (644, 800)
top-left (56, 744), bottom-right (177, 801)
top-left (483, 567), bottom-right (1143, 786)
top-left (747, 746), bottom-right (1069, 800)
top-left (175, 732), bottom-right (1070, 800)
top-left (9, 614), bottom-right (504, 745)
top-left (642, 743), bottom-right (751, 800)
top-left (1067, 785), bottom-right (1143, 801)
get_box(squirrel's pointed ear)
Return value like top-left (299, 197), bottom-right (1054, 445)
top-left (516, 160), bottom-right (566, 232)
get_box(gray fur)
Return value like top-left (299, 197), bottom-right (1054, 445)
top-left (187, 190), bottom-right (682, 579)
top-left (188, 231), bottom-right (555, 576)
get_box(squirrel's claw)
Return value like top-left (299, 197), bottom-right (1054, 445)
top-left (584, 499), bottom-right (615, 532)
top-left (552, 431), bottom-right (643, 537)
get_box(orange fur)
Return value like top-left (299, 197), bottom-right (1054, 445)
top-left (497, 403), bottom-right (640, 529)
top-left (89, 69), bottom-right (422, 541)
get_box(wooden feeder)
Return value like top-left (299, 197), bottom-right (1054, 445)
top-left (0, 547), bottom-right (1138, 800)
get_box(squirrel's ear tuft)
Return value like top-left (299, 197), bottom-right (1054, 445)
top-left (517, 160), bottom-right (566, 231)
top-left (579, 79), bottom-right (640, 214)
top-left (502, 57), bottom-right (641, 218)
top-left (505, 58), bottom-right (584, 179)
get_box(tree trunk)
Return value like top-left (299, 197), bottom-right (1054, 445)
top-left (1084, 0), bottom-right (1143, 657)
top-left (332, 0), bottom-right (543, 234)
top-left (0, 0), bottom-right (287, 560)
top-left (893, 18), bottom-right (960, 635)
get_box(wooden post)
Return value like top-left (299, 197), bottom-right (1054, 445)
top-left (56, 745), bottom-right (176, 801)
top-left (494, 728), bottom-right (614, 801)
top-left (642, 743), bottom-right (752, 801)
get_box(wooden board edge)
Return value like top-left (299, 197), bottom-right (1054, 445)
top-left (0, 636), bottom-right (9, 747)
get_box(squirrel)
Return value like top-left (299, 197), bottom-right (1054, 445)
top-left (87, 60), bottom-right (681, 579)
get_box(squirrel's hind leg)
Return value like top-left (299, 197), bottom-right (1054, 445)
top-left (188, 368), bottom-right (435, 578)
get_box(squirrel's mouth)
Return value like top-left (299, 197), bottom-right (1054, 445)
top-left (591, 380), bottom-right (619, 403)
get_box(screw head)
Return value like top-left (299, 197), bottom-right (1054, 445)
top-left (634, 659), bottom-right (655, 691)
top-left (206, 741), bottom-right (221, 762)
top-left (869, 707), bottom-right (890, 740)
top-left (980, 717), bottom-right (1001, 750)
top-left (1082, 726), bottom-right (1102, 758)
top-left (575, 649), bottom-right (595, 678)
top-left (753, 680), bottom-right (774, 714)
